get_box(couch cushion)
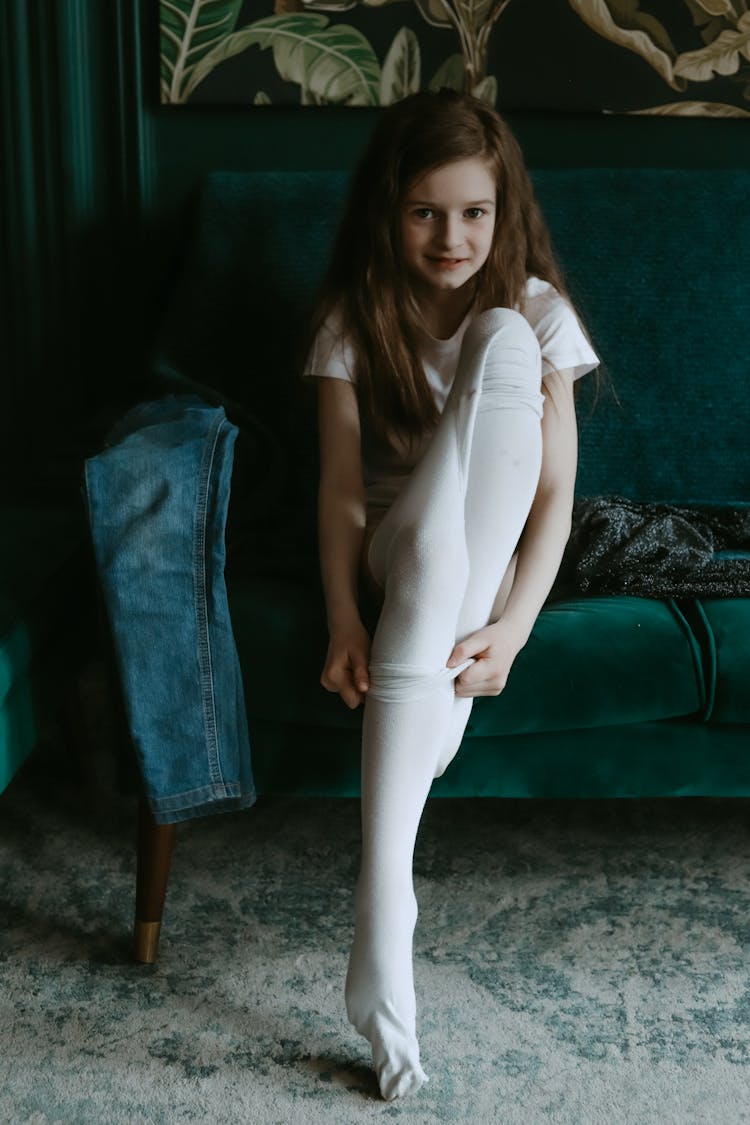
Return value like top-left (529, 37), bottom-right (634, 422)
top-left (693, 599), bottom-right (750, 724)
top-left (229, 581), bottom-right (706, 737)
top-left (467, 596), bottom-right (705, 736)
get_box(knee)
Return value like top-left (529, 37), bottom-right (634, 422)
top-left (466, 307), bottom-right (541, 372)
top-left (471, 306), bottom-right (536, 344)
top-left (458, 307), bottom-right (542, 411)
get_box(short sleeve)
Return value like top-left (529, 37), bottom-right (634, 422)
top-left (522, 277), bottom-right (599, 381)
top-left (302, 310), bottom-right (356, 383)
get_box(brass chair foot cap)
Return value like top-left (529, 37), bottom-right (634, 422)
top-left (134, 920), bottom-right (162, 964)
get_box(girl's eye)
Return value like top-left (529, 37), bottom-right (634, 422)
top-left (465, 207), bottom-right (486, 220)
top-left (413, 208), bottom-right (434, 220)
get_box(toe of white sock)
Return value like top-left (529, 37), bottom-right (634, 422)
top-left (379, 1062), bottom-right (429, 1101)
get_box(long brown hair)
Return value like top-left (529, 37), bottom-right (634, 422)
top-left (307, 89), bottom-right (574, 447)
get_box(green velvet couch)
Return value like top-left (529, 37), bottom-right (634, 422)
top-left (154, 167), bottom-right (749, 802)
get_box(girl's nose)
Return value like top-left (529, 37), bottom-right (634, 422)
top-left (437, 215), bottom-right (463, 250)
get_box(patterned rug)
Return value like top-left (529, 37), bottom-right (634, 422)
top-left (1, 719), bottom-right (749, 1124)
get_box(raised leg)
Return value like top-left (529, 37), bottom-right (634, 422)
top-left (347, 309), bottom-right (544, 1098)
top-left (134, 796), bottom-right (176, 964)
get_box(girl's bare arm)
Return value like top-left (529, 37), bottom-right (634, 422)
top-left (449, 367), bottom-right (578, 695)
top-left (317, 377), bottom-right (371, 707)
top-left (495, 366), bottom-right (578, 643)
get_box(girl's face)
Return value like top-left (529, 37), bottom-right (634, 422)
top-left (400, 158), bottom-right (496, 301)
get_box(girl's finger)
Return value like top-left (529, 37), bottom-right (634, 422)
top-left (447, 633), bottom-right (490, 668)
top-left (353, 663), bottom-right (369, 692)
top-left (342, 684), bottom-right (363, 709)
top-left (446, 644), bottom-right (471, 668)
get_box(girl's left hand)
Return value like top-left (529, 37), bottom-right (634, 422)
top-left (446, 622), bottom-right (524, 698)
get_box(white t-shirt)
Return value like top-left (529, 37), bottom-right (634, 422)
top-left (304, 277), bottom-right (599, 520)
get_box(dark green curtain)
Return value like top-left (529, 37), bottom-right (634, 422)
top-left (0, 0), bottom-right (150, 497)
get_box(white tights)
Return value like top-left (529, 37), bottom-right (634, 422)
top-left (345, 308), bottom-right (545, 1099)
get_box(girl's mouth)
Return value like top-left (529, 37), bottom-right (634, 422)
top-left (428, 257), bottom-right (468, 270)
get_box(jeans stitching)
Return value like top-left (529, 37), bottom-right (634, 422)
top-left (194, 411), bottom-right (227, 789)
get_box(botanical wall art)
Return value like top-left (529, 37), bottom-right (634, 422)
top-left (159, 0), bottom-right (750, 116)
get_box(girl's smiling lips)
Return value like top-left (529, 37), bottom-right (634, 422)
top-left (427, 256), bottom-right (469, 270)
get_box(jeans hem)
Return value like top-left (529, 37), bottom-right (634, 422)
top-left (150, 787), bottom-right (257, 825)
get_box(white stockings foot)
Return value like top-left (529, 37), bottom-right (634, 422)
top-left (345, 889), bottom-right (428, 1100)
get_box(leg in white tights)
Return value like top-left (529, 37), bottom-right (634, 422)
top-left (345, 308), bottom-right (545, 1099)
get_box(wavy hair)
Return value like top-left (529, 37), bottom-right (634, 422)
top-left (307, 89), bottom-right (577, 447)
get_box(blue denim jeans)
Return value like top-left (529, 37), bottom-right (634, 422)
top-left (84, 394), bottom-right (255, 824)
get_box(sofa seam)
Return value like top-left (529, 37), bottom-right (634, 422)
top-left (666, 597), bottom-right (711, 721)
top-left (669, 598), bottom-right (717, 723)
top-left (692, 599), bottom-right (718, 723)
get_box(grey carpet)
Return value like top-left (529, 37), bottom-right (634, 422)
top-left (1, 692), bottom-right (749, 1123)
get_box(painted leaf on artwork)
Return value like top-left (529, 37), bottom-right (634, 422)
top-left (302, 0), bottom-right (492, 24)
top-left (567, 0), bottom-right (684, 89)
top-left (689, 0), bottom-right (736, 17)
top-left (414, 0), bottom-right (457, 30)
top-left (300, 0), bottom-right (408, 8)
top-left (187, 13), bottom-right (381, 105)
top-left (160, 0), bottom-right (244, 103)
top-left (379, 28), bottom-right (421, 103)
top-left (428, 53), bottom-right (467, 91)
top-left (460, 0), bottom-right (497, 30)
top-left (628, 99), bottom-right (750, 115)
top-left (674, 12), bottom-right (750, 81)
top-left (472, 74), bottom-right (497, 104)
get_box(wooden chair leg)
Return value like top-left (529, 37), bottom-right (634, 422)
top-left (134, 796), bottom-right (176, 964)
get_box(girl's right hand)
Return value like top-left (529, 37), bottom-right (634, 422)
top-left (321, 619), bottom-right (371, 709)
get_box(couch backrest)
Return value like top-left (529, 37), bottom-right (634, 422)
top-left (155, 168), bottom-right (749, 506)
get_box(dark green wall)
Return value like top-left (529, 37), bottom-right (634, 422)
top-left (2, 0), bottom-right (748, 495)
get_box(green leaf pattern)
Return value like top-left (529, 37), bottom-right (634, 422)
top-left (159, 0), bottom-right (750, 113)
top-left (428, 52), bottom-right (467, 91)
top-left (189, 14), bottom-right (381, 105)
top-left (160, 0), bottom-right (244, 103)
top-left (415, 0), bottom-right (496, 30)
top-left (380, 28), bottom-right (421, 104)
top-left (414, 0), bottom-right (462, 30)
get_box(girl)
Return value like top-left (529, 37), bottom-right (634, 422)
top-left (303, 90), bottom-right (599, 1100)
